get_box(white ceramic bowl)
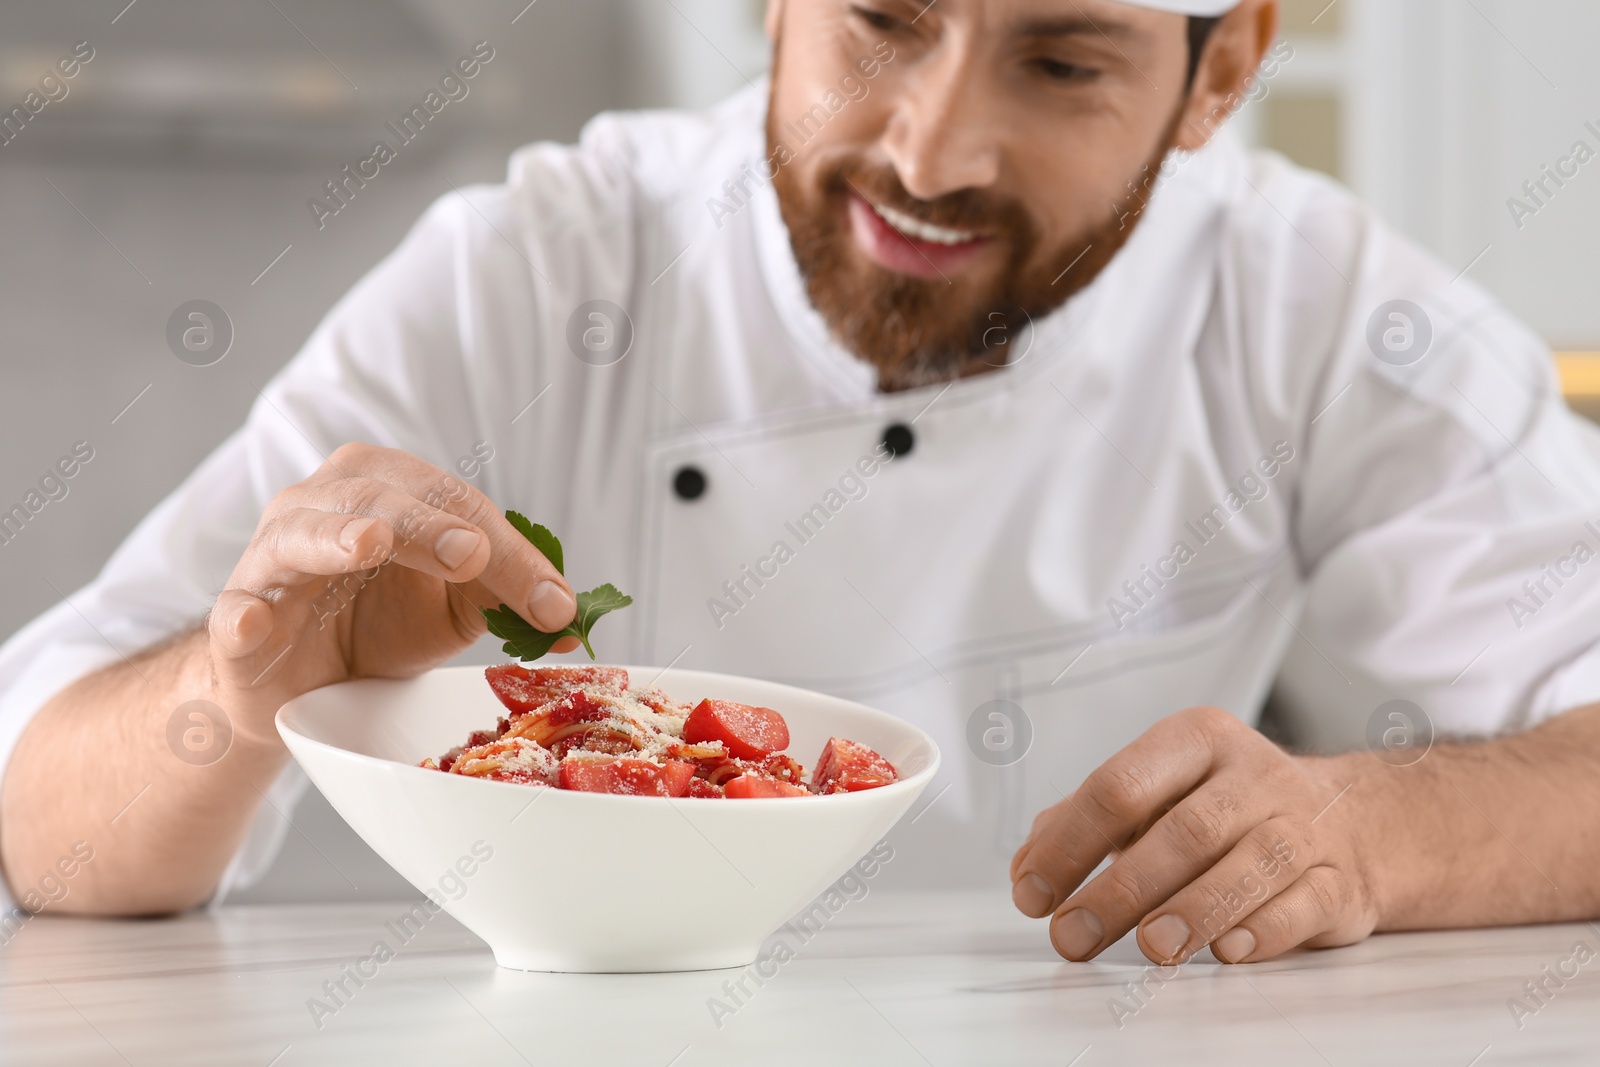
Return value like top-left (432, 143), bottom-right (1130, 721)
top-left (276, 664), bottom-right (939, 972)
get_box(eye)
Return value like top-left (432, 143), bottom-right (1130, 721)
top-left (849, 4), bottom-right (902, 32)
top-left (1033, 57), bottom-right (1099, 83)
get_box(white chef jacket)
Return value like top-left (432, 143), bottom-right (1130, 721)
top-left (6, 83), bottom-right (1600, 909)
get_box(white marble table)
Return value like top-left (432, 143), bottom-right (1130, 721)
top-left (2, 890), bottom-right (1597, 1066)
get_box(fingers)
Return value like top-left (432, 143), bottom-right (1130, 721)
top-left (1044, 783), bottom-right (1270, 960)
top-left (451, 508), bottom-right (577, 632)
top-left (206, 587), bottom-right (307, 695)
top-left (231, 511), bottom-right (395, 592)
top-left (1009, 808), bottom-right (1052, 880)
top-left (1130, 820), bottom-right (1308, 965)
top-left (312, 444), bottom-right (576, 631)
top-left (209, 588), bottom-right (275, 658)
top-left (1011, 708), bottom-right (1234, 919)
top-left (261, 481), bottom-right (488, 586)
top-left (1212, 865), bottom-right (1359, 963)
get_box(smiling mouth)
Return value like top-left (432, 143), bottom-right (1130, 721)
top-left (846, 190), bottom-right (992, 279)
top-left (867, 200), bottom-right (983, 246)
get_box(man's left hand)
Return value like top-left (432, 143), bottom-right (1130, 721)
top-left (1009, 706), bottom-right (1381, 964)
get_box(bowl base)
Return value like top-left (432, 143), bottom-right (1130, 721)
top-left (489, 944), bottom-right (763, 974)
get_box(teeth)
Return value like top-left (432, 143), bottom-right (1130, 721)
top-left (870, 200), bottom-right (978, 246)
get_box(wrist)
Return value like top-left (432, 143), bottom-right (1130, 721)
top-left (1301, 750), bottom-right (1406, 930)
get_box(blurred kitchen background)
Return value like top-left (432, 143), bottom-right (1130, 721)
top-left (1, 0), bottom-right (1598, 901)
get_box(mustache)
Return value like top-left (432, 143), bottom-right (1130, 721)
top-left (824, 160), bottom-right (1032, 238)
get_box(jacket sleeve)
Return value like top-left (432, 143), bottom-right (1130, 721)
top-left (1246, 160), bottom-right (1600, 751)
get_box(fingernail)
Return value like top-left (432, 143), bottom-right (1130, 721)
top-left (340, 516), bottom-right (377, 550)
top-left (1012, 873), bottom-right (1055, 918)
top-left (433, 528), bottom-right (481, 570)
top-left (1051, 908), bottom-right (1103, 961)
top-left (1143, 914), bottom-right (1192, 962)
top-left (226, 598), bottom-right (247, 641)
top-left (1215, 927), bottom-right (1255, 963)
top-left (529, 581), bottom-right (577, 631)
top-left (226, 597), bottom-right (269, 655)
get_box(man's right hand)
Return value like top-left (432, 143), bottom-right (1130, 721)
top-left (2, 442), bottom-right (581, 915)
top-left (209, 442), bottom-right (579, 742)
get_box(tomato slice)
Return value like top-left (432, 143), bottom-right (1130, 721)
top-left (485, 664), bottom-right (630, 715)
top-left (682, 699), bottom-right (790, 761)
top-left (723, 775), bottom-right (811, 799)
top-left (558, 757), bottom-right (694, 797)
top-left (660, 759), bottom-right (695, 796)
top-left (811, 738), bottom-right (898, 793)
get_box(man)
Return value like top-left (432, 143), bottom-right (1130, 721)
top-left (5, 0), bottom-right (1600, 969)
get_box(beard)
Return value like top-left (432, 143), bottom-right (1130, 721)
top-left (768, 100), bottom-right (1185, 393)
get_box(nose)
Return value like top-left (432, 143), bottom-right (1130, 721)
top-left (881, 46), bottom-right (1002, 200)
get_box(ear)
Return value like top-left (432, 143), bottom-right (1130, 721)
top-left (765, 0), bottom-right (786, 40)
top-left (1173, 0), bottom-right (1280, 154)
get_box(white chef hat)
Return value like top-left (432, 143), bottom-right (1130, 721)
top-left (1115, 0), bottom-right (1239, 14)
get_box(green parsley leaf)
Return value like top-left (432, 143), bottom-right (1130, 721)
top-left (480, 513), bottom-right (632, 662)
top-left (561, 583), bottom-right (633, 659)
top-left (481, 603), bottom-right (564, 662)
top-left (504, 511), bottom-right (563, 576)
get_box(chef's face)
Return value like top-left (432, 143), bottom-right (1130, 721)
top-left (766, 0), bottom-right (1270, 390)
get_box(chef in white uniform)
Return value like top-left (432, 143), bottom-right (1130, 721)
top-left (5, 0), bottom-right (1600, 965)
